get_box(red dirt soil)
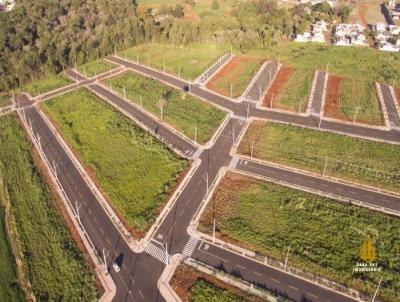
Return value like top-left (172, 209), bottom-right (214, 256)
top-left (324, 75), bottom-right (351, 121)
top-left (395, 88), bottom-right (400, 106)
top-left (184, 4), bottom-right (200, 22)
top-left (358, 3), bottom-right (368, 27)
top-left (206, 55), bottom-right (264, 97)
top-left (262, 65), bottom-right (294, 110)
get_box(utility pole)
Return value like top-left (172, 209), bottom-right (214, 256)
top-left (270, 93), bottom-right (274, 108)
top-left (230, 83), bottom-right (233, 98)
top-left (136, 53), bottom-right (139, 64)
top-left (178, 66), bottom-right (181, 79)
top-left (298, 98), bottom-right (303, 113)
top-left (372, 276), bottom-right (383, 302)
top-left (123, 86), bottom-right (126, 100)
top-left (194, 126), bottom-right (198, 144)
top-left (251, 140), bottom-right (254, 159)
top-left (140, 94), bottom-right (143, 109)
top-left (323, 156), bottom-right (328, 177)
top-left (284, 243), bottom-right (292, 270)
top-left (213, 218), bottom-right (216, 243)
top-left (353, 107), bottom-right (359, 124)
top-left (163, 60), bottom-right (166, 73)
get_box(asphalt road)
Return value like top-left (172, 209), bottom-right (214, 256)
top-left (310, 71), bottom-right (326, 116)
top-left (244, 60), bottom-right (279, 102)
top-left (13, 59), bottom-right (400, 302)
top-left (108, 55), bottom-right (400, 143)
top-left (380, 83), bottom-right (400, 129)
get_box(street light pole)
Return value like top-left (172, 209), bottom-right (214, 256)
top-left (353, 107), bottom-right (359, 124)
top-left (284, 243), bottom-right (292, 270)
top-left (372, 276), bottom-right (383, 302)
top-left (323, 156), bottom-right (328, 177)
top-left (102, 249), bottom-right (110, 273)
top-left (213, 218), bottom-right (216, 244)
top-left (251, 140), bottom-right (254, 159)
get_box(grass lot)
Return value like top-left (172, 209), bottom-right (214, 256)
top-left (119, 43), bottom-right (229, 80)
top-left (247, 42), bottom-right (400, 84)
top-left (18, 73), bottom-right (72, 97)
top-left (0, 92), bottom-right (11, 107)
top-left (274, 68), bottom-right (314, 112)
top-left (199, 172), bottom-right (400, 301)
top-left (171, 264), bottom-right (266, 302)
top-left (0, 115), bottom-right (98, 301)
top-left (103, 72), bottom-right (226, 144)
top-left (0, 205), bottom-right (24, 302)
top-left (339, 78), bottom-right (382, 125)
top-left (76, 59), bottom-right (117, 78)
top-left (238, 121), bottom-right (400, 192)
top-left (42, 89), bottom-right (188, 233)
top-left (207, 55), bottom-right (264, 98)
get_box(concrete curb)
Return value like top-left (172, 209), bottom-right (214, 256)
top-left (158, 254), bottom-right (183, 302)
top-left (17, 109), bottom-right (116, 302)
top-left (195, 52), bottom-right (234, 85)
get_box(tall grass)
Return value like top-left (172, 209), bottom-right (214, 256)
top-left (0, 115), bottom-right (98, 301)
top-left (42, 88), bottom-right (188, 232)
top-left (18, 73), bottom-right (72, 97)
top-left (76, 59), bottom-right (117, 78)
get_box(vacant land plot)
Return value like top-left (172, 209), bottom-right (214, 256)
top-left (18, 73), bottom-right (72, 97)
top-left (263, 65), bottom-right (313, 112)
top-left (0, 115), bottom-right (98, 301)
top-left (206, 55), bottom-right (264, 98)
top-left (248, 42), bottom-right (400, 84)
top-left (199, 172), bottom-right (400, 302)
top-left (0, 92), bottom-right (11, 107)
top-left (104, 72), bottom-right (226, 144)
top-left (238, 121), bottom-right (400, 192)
top-left (324, 75), bottom-right (382, 125)
top-left (171, 264), bottom-right (265, 302)
top-left (76, 59), bottom-right (117, 78)
top-left (42, 89), bottom-right (188, 233)
top-left (119, 43), bottom-right (229, 80)
top-left (396, 88), bottom-right (400, 106)
top-left (0, 204), bottom-right (24, 302)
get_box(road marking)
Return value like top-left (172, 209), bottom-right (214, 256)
top-left (253, 271), bottom-right (262, 276)
top-left (138, 289), bottom-right (144, 299)
top-left (198, 248), bottom-right (228, 263)
top-left (237, 264), bottom-right (246, 270)
top-left (99, 227), bottom-right (104, 234)
top-left (178, 209), bottom-right (185, 217)
top-left (105, 238), bottom-right (111, 245)
top-left (307, 293), bottom-right (319, 299)
top-left (270, 278), bottom-right (281, 284)
top-left (289, 285), bottom-right (299, 291)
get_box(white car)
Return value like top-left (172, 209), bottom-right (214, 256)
top-left (112, 262), bottom-right (120, 272)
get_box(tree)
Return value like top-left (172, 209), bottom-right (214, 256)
top-left (338, 5), bottom-right (352, 23)
top-left (172, 4), bottom-right (184, 18)
top-left (211, 0), bottom-right (219, 10)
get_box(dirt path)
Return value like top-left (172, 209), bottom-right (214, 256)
top-left (262, 65), bottom-right (294, 110)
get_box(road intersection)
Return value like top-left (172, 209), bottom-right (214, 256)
top-left (4, 54), bottom-right (400, 302)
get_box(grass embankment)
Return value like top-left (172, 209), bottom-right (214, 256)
top-left (104, 72), bottom-right (226, 144)
top-left (119, 43), bottom-right (229, 80)
top-left (76, 59), bottom-right (117, 78)
top-left (238, 121), bottom-right (400, 192)
top-left (18, 73), bottom-right (72, 97)
top-left (206, 55), bottom-right (264, 98)
top-left (0, 92), bottom-right (11, 107)
top-left (0, 115), bottom-right (98, 301)
top-left (0, 204), bottom-right (24, 302)
top-left (199, 172), bottom-right (400, 302)
top-left (264, 66), bottom-right (313, 112)
top-left (42, 88), bottom-right (188, 233)
top-left (171, 264), bottom-right (265, 302)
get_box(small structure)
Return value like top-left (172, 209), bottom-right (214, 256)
top-left (295, 21), bottom-right (328, 43)
top-left (372, 23), bottom-right (400, 52)
top-left (333, 23), bottom-right (367, 46)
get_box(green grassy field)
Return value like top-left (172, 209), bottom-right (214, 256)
top-left (76, 59), bottom-right (117, 78)
top-left (103, 72), bottom-right (226, 144)
top-left (247, 42), bottom-right (400, 84)
top-left (0, 115), bottom-right (98, 301)
top-left (0, 92), bottom-right (11, 107)
top-left (18, 73), bottom-right (72, 97)
top-left (0, 204), bottom-right (24, 302)
top-left (118, 43), bottom-right (229, 80)
top-left (275, 67), bottom-right (314, 112)
top-left (238, 121), bottom-right (400, 192)
top-left (191, 279), bottom-right (245, 302)
top-left (339, 78), bottom-right (382, 125)
top-left (199, 172), bottom-right (400, 301)
top-left (206, 55), bottom-right (264, 98)
top-left (42, 88), bottom-right (188, 233)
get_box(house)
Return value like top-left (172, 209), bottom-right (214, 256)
top-left (333, 23), bottom-right (367, 46)
top-left (372, 22), bottom-right (386, 32)
top-left (294, 20), bottom-right (328, 43)
top-left (389, 25), bottom-right (400, 35)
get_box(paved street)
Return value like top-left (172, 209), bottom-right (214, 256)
top-left (9, 57), bottom-right (400, 302)
top-left (380, 83), bottom-right (400, 129)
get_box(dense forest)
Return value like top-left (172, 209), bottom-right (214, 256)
top-left (0, 0), bottom-right (350, 92)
